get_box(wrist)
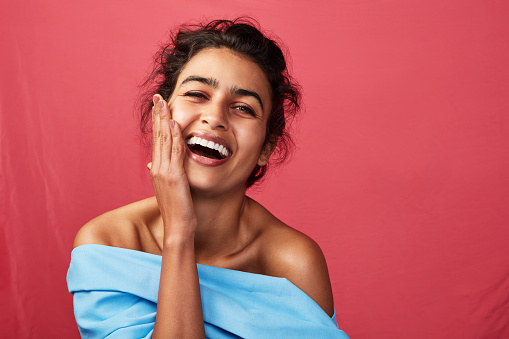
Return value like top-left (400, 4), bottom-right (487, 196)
top-left (163, 231), bottom-right (195, 248)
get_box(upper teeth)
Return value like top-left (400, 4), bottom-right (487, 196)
top-left (186, 136), bottom-right (230, 158)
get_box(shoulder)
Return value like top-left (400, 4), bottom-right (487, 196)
top-left (73, 196), bottom-right (160, 251)
top-left (252, 202), bottom-right (335, 316)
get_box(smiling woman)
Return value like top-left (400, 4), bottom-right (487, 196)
top-left (66, 18), bottom-right (350, 338)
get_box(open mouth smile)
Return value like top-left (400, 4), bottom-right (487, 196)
top-left (185, 134), bottom-right (232, 161)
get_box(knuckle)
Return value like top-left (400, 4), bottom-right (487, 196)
top-left (172, 143), bottom-right (184, 155)
top-left (163, 133), bottom-right (171, 144)
top-left (171, 130), bottom-right (181, 140)
top-left (166, 175), bottom-right (179, 185)
top-left (150, 167), bottom-right (164, 178)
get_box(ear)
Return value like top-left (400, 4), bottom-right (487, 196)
top-left (257, 142), bottom-right (275, 166)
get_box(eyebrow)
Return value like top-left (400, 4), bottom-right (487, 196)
top-left (231, 87), bottom-right (264, 112)
top-left (181, 75), bottom-right (264, 112)
top-left (181, 76), bottom-right (218, 88)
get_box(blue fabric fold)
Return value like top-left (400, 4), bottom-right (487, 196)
top-left (67, 244), bottom-right (349, 338)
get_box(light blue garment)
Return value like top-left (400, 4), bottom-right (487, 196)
top-left (67, 244), bottom-right (349, 338)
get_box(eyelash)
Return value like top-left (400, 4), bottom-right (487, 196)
top-left (184, 91), bottom-right (207, 99)
top-left (184, 91), bottom-right (257, 117)
top-left (233, 105), bottom-right (256, 117)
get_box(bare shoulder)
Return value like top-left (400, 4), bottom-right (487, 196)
top-left (73, 196), bottom-right (161, 252)
top-left (252, 201), bottom-right (335, 316)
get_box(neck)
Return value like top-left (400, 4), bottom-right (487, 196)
top-left (190, 185), bottom-right (249, 262)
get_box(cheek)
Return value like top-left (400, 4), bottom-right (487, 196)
top-left (169, 101), bottom-right (196, 127)
top-left (236, 125), bottom-right (266, 156)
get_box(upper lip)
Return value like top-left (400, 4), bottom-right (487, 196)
top-left (185, 131), bottom-right (233, 156)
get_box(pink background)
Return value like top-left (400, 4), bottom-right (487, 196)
top-left (2, 0), bottom-right (508, 338)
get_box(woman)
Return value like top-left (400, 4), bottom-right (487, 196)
top-left (67, 18), bottom-right (349, 338)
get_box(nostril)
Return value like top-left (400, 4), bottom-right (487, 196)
top-left (202, 118), bottom-right (228, 130)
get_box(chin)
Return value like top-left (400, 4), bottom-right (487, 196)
top-left (185, 169), bottom-right (247, 197)
top-left (187, 174), bottom-right (219, 193)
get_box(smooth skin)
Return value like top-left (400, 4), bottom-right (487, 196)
top-left (73, 48), bottom-right (334, 338)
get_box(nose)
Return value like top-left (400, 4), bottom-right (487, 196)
top-left (201, 101), bottom-right (229, 130)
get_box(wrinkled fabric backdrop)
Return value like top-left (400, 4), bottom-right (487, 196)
top-left (1, 0), bottom-right (508, 338)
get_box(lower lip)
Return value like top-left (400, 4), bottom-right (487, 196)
top-left (186, 146), bottom-right (229, 166)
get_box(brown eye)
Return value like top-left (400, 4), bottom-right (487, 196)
top-left (234, 105), bottom-right (256, 117)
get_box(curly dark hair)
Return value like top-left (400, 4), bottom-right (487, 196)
top-left (139, 18), bottom-right (301, 187)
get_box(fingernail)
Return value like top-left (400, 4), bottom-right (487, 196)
top-left (170, 119), bottom-right (176, 128)
top-left (159, 100), bottom-right (165, 109)
top-left (153, 94), bottom-right (160, 105)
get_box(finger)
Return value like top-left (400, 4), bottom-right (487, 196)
top-left (169, 119), bottom-right (185, 171)
top-left (159, 99), bottom-right (172, 170)
top-left (152, 95), bottom-right (162, 170)
top-left (147, 162), bottom-right (152, 170)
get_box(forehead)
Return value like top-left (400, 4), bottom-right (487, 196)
top-left (177, 48), bottom-right (272, 106)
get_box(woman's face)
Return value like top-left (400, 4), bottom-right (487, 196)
top-left (167, 47), bottom-right (272, 194)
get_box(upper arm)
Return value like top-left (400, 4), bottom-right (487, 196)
top-left (73, 219), bottom-right (109, 248)
top-left (262, 229), bottom-right (335, 317)
top-left (73, 210), bottom-right (140, 249)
